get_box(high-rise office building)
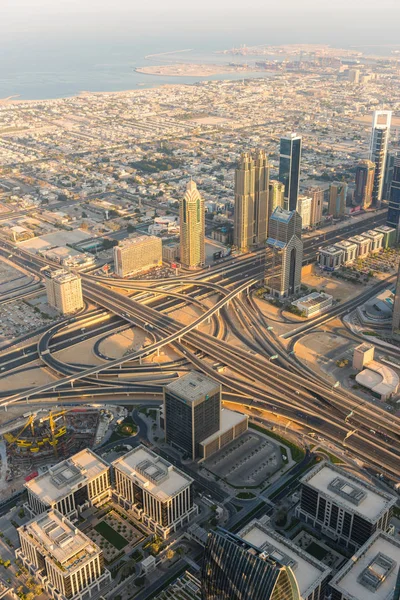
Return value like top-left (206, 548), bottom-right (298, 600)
top-left (296, 461), bottom-right (396, 552)
top-left (113, 235), bottom-right (162, 277)
top-left (387, 155), bottom-right (400, 229)
top-left (328, 182), bottom-right (348, 218)
top-left (44, 269), bottom-right (84, 315)
top-left (392, 265), bottom-right (400, 340)
top-left (307, 187), bottom-right (324, 227)
top-left (383, 150), bottom-right (397, 199)
top-left (234, 150), bottom-right (270, 252)
top-left (268, 180), bottom-right (285, 223)
top-left (202, 529), bottom-right (301, 600)
top-left (370, 110), bottom-right (392, 205)
top-left (266, 207), bottom-right (303, 298)
top-left (180, 180), bottom-right (205, 268)
top-left (278, 134), bottom-right (302, 212)
top-left (297, 195), bottom-right (312, 229)
top-left (164, 372), bottom-right (221, 460)
top-left (354, 160), bottom-right (375, 209)
top-left (16, 510), bottom-right (111, 600)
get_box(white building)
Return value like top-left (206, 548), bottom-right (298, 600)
top-left (334, 240), bottom-right (358, 265)
top-left (297, 462), bottom-right (396, 552)
top-left (292, 292), bottom-right (333, 318)
top-left (355, 361), bottom-right (399, 401)
top-left (16, 510), bottom-right (111, 600)
top-left (112, 445), bottom-right (198, 539)
top-left (329, 531), bottom-right (400, 600)
top-left (348, 235), bottom-right (371, 258)
top-left (318, 246), bottom-right (344, 270)
top-left (25, 449), bottom-right (111, 518)
top-left (297, 196), bottom-right (312, 229)
top-left (45, 269), bottom-right (84, 315)
top-left (239, 518), bottom-right (331, 600)
top-left (363, 230), bottom-right (384, 254)
top-left (113, 235), bottom-right (162, 277)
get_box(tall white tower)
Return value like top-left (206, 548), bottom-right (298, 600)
top-left (370, 110), bottom-right (392, 205)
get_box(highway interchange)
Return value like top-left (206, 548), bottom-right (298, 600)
top-left (0, 210), bottom-right (399, 481)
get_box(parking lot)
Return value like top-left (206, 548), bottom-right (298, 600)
top-left (204, 431), bottom-right (284, 487)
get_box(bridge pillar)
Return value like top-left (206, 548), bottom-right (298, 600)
top-left (95, 373), bottom-right (99, 379)
top-left (139, 356), bottom-right (142, 365)
top-left (157, 348), bottom-right (160, 357)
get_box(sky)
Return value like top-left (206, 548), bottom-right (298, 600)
top-left (2, 0), bottom-right (400, 47)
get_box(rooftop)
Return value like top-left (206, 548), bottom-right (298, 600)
top-left (270, 206), bottom-right (293, 223)
top-left (320, 245), bottom-right (343, 254)
top-left (330, 532), bottom-right (400, 600)
top-left (239, 521), bottom-right (330, 597)
top-left (200, 409), bottom-right (247, 447)
top-left (356, 360), bottom-right (399, 398)
top-left (165, 372), bottom-right (220, 404)
top-left (300, 462), bottom-right (397, 522)
top-left (334, 240), bottom-right (358, 249)
top-left (118, 235), bottom-right (160, 249)
top-left (25, 449), bottom-right (109, 505)
top-left (293, 292), bottom-right (333, 310)
top-left (46, 269), bottom-right (81, 284)
top-left (20, 510), bottom-right (100, 572)
top-left (348, 235), bottom-right (369, 244)
top-left (112, 444), bottom-right (193, 501)
top-left (354, 343), bottom-right (375, 354)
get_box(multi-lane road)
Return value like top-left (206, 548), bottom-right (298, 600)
top-left (0, 209), bottom-right (399, 478)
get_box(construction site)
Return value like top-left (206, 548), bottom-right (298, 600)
top-left (4, 407), bottom-right (102, 479)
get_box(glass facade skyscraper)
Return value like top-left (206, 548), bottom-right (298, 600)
top-left (369, 110), bottom-right (392, 206)
top-left (387, 156), bottom-right (400, 229)
top-left (278, 134), bottom-right (302, 212)
top-left (202, 529), bottom-right (300, 600)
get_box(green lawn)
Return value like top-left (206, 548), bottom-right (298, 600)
top-left (94, 521), bottom-right (128, 550)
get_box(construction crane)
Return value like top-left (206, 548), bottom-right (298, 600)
top-left (4, 414), bottom-right (37, 447)
top-left (38, 410), bottom-right (68, 458)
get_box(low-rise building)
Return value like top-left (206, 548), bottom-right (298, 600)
top-left (329, 531), bottom-right (400, 600)
top-left (318, 246), bottom-right (344, 270)
top-left (239, 519), bottom-right (331, 600)
top-left (16, 509), bottom-right (111, 600)
top-left (353, 343), bottom-right (375, 370)
top-left (334, 240), bottom-right (358, 265)
top-left (373, 225), bottom-right (396, 249)
top-left (296, 462), bottom-right (396, 552)
top-left (162, 241), bottom-right (179, 263)
top-left (25, 449), bottom-right (111, 518)
top-left (363, 230), bottom-right (384, 253)
top-left (113, 235), bottom-right (162, 277)
top-left (292, 292), bottom-right (333, 318)
top-left (199, 409), bottom-right (248, 459)
top-left (348, 234), bottom-right (371, 258)
top-left (355, 361), bottom-right (399, 401)
top-left (112, 445), bottom-right (197, 539)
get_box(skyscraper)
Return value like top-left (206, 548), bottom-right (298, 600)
top-left (268, 180), bottom-right (285, 223)
top-left (297, 195), bottom-right (312, 229)
top-left (387, 155), bottom-right (400, 229)
top-left (266, 207), bottom-right (303, 298)
top-left (278, 134), bottom-right (302, 212)
top-left (113, 235), bottom-right (162, 277)
top-left (179, 180), bottom-right (205, 268)
top-left (328, 182), bottom-right (348, 218)
top-left (354, 160), bottom-right (375, 209)
top-left (202, 529), bottom-right (301, 600)
top-left (234, 150), bottom-right (269, 252)
top-left (44, 269), bottom-right (84, 315)
top-left (369, 110), bottom-right (392, 206)
top-left (307, 187), bottom-right (324, 227)
top-left (163, 372), bottom-right (221, 460)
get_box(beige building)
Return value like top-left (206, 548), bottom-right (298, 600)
top-left (353, 343), bottom-right (375, 370)
top-left (354, 160), bottom-right (375, 209)
top-left (308, 187), bottom-right (324, 227)
top-left (25, 448), bottom-right (111, 518)
top-left (45, 269), bottom-right (84, 315)
top-left (17, 510), bottom-right (111, 600)
top-left (234, 150), bottom-right (270, 252)
top-left (329, 182), bottom-right (347, 218)
top-left (113, 235), bottom-right (162, 277)
top-left (268, 180), bottom-right (285, 223)
top-left (113, 445), bottom-right (197, 539)
top-left (179, 180), bottom-right (205, 268)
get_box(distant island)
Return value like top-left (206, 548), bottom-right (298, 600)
top-left (135, 63), bottom-right (253, 77)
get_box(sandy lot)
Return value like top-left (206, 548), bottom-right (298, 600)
top-left (302, 265), bottom-right (365, 301)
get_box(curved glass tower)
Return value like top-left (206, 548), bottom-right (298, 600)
top-left (202, 529), bottom-right (301, 600)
